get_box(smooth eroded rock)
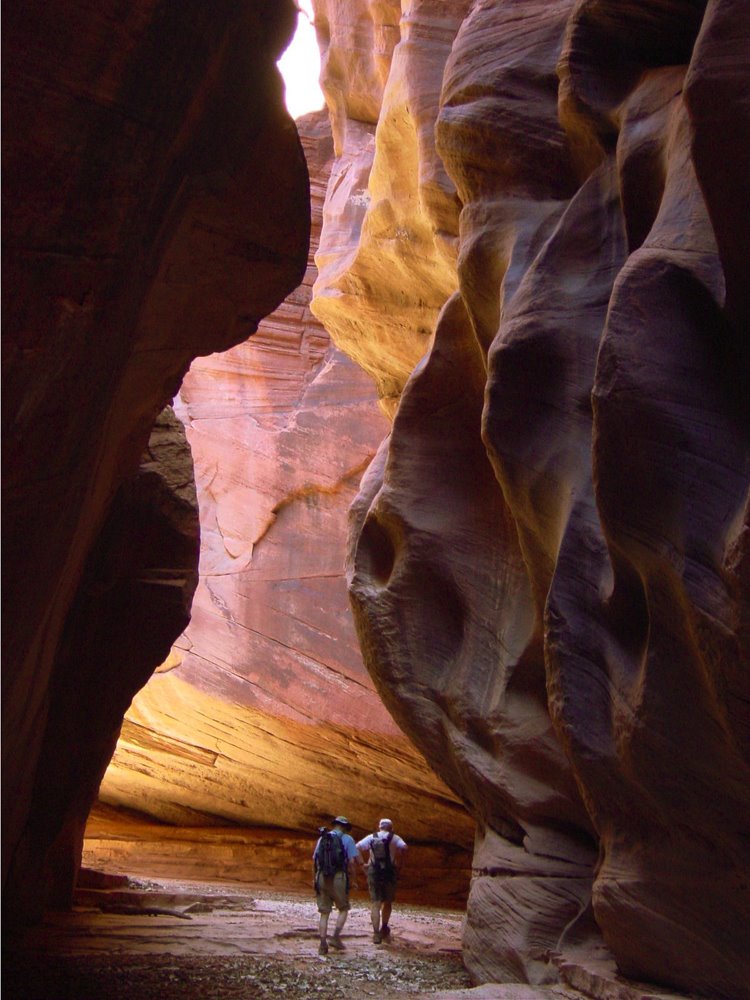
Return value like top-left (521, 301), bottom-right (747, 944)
top-left (94, 110), bottom-right (474, 866)
top-left (315, 1), bottom-right (750, 996)
top-left (3, 0), bottom-right (310, 921)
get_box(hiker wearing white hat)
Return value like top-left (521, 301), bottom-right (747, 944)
top-left (356, 818), bottom-right (407, 943)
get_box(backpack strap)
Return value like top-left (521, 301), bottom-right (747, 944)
top-left (338, 831), bottom-right (350, 891)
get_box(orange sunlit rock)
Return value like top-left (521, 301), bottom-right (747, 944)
top-left (92, 111), bottom-right (474, 876)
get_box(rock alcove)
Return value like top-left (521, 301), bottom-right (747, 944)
top-left (82, 106), bottom-right (476, 908)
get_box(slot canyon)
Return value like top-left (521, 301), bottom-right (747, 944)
top-left (2, 2), bottom-right (749, 999)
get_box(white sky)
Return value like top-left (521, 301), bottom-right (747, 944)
top-left (277, 1), bottom-right (325, 119)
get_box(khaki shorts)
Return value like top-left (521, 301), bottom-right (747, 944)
top-left (315, 871), bottom-right (350, 914)
top-left (367, 868), bottom-right (398, 903)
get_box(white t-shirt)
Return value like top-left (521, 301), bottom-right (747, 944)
top-left (356, 830), bottom-right (407, 863)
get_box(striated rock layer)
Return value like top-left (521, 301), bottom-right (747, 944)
top-left (84, 798), bottom-right (472, 909)
top-left (3, 0), bottom-right (310, 924)
top-left (312, 1), bottom-right (750, 998)
top-left (93, 111), bottom-right (474, 869)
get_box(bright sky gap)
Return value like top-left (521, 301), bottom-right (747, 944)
top-left (277, 1), bottom-right (325, 119)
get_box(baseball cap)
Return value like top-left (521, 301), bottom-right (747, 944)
top-left (333, 816), bottom-right (352, 827)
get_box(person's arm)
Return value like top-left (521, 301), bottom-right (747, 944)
top-left (355, 835), bottom-right (372, 868)
top-left (348, 854), bottom-right (360, 882)
top-left (312, 838), bottom-right (321, 887)
top-left (393, 836), bottom-right (407, 871)
top-left (347, 837), bottom-right (363, 883)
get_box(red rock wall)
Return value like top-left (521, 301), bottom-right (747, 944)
top-left (171, 113), bottom-right (393, 745)
top-left (312, 1), bottom-right (750, 997)
top-left (3, 0), bottom-right (310, 922)
top-left (82, 806), bottom-right (473, 909)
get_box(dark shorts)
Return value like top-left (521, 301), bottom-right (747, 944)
top-left (316, 871), bottom-right (350, 914)
top-left (367, 867), bottom-right (398, 903)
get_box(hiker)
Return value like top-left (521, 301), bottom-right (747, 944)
top-left (312, 815), bottom-right (361, 955)
top-left (356, 818), bottom-right (407, 943)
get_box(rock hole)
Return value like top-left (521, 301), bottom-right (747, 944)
top-left (360, 516), bottom-right (398, 586)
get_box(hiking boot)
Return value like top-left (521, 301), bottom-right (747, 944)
top-left (381, 924), bottom-right (391, 938)
top-left (373, 931), bottom-right (382, 944)
top-left (318, 939), bottom-right (328, 955)
top-left (330, 935), bottom-right (345, 950)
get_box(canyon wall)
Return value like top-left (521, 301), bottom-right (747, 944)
top-left (2, 0), bottom-right (310, 922)
top-left (94, 111), bottom-right (474, 866)
top-left (4, 3), bottom-right (748, 995)
top-left (311, 1), bottom-right (750, 998)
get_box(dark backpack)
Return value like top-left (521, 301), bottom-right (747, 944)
top-left (314, 829), bottom-right (347, 877)
top-left (369, 832), bottom-right (393, 876)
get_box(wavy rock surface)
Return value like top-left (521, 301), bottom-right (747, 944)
top-left (313, 1), bottom-right (750, 997)
top-left (3, 0), bottom-right (310, 922)
top-left (311, 0), bottom-right (467, 413)
top-left (95, 111), bottom-right (474, 862)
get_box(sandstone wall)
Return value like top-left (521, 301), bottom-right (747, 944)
top-left (3, 0), bottom-right (310, 922)
top-left (311, 0), bottom-right (466, 413)
top-left (82, 804), bottom-right (472, 909)
top-left (311, 1), bottom-right (750, 997)
top-left (10, 409), bottom-right (200, 920)
top-left (94, 111), bottom-right (474, 862)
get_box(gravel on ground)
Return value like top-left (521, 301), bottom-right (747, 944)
top-left (3, 877), bottom-right (472, 1000)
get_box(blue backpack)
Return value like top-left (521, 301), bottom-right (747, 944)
top-left (315, 829), bottom-right (347, 877)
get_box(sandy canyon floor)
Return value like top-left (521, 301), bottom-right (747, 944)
top-left (4, 873), bottom-right (676, 1000)
top-left (4, 876), bottom-right (478, 1000)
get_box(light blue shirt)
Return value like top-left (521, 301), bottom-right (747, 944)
top-left (313, 829), bottom-right (359, 861)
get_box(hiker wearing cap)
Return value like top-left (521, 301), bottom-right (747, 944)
top-left (312, 816), bottom-right (361, 955)
top-left (356, 818), bottom-right (407, 943)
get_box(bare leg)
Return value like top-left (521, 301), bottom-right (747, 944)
top-left (334, 909), bottom-right (348, 937)
top-left (319, 912), bottom-right (329, 942)
top-left (381, 902), bottom-right (393, 928)
top-left (370, 901), bottom-right (381, 932)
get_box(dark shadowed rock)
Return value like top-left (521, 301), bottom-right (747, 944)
top-left (313, 1), bottom-right (750, 996)
top-left (6, 409), bottom-right (199, 923)
top-left (3, 0), bottom-right (309, 922)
